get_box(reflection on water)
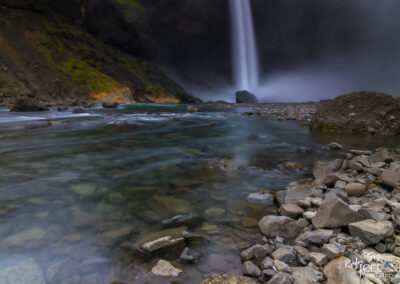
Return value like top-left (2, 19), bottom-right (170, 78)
top-left (0, 105), bottom-right (397, 283)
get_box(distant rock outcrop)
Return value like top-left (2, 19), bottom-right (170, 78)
top-left (236, 90), bottom-right (259, 104)
top-left (309, 91), bottom-right (400, 135)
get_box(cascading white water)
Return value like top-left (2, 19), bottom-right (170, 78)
top-left (229, 0), bottom-right (260, 92)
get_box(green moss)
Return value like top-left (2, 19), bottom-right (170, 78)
top-left (115, 0), bottom-right (144, 10)
top-left (59, 58), bottom-right (119, 92)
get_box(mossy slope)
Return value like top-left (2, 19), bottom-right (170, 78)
top-left (0, 6), bottom-right (196, 105)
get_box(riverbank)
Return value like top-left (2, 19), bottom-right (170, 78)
top-left (199, 145), bottom-right (400, 283)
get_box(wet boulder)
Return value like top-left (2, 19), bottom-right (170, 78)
top-left (102, 102), bottom-right (119, 108)
top-left (236, 90), bottom-right (259, 103)
top-left (10, 97), bottom-right (49, 112)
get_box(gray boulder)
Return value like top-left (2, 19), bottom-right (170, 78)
top-left (267, 272), bottom-right (294, 284)
top-left (323, 257), bottom-right (360, 284)
top-left (259, 216), bottom-right (304, 239)
top-left (291, 267), bottom-right (324, 284)
top-left (348, 219), bottom-right (394, 245)
top-left (312, 194), bottom-right (363, 228)
top-left (313, 159), bottom-right (343, 180)
top-left (243, 261), bottom-right (261, 277)
top-left (276, 180), bottom-right (315, 204)
top-left (380, 169), bottom-right (400, 188)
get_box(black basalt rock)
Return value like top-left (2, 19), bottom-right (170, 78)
top-left (236, 90), bottom-right (259, 104)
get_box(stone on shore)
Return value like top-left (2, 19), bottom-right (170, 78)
top-left (297, 229), bottom-right (333, 245)
top-left (267, 272), bottom-right (293, 284)
top-left (345, 183), bottom-right (367, 197)
top-left (312, 194), bottom-right (363, 228)
top-left (259, 215), bottom-right (304, 239)
top-left (243, 261), bottom-right (261, 277)
top-left (348, 220), bottom-right (394, 245)
top-left (276, 180), bottom-right (315, 204)
top-left (313, 159), bottom-right (343, 180)
top-left (10, 97), bottom-right (49, 112)
top-left (291, 267), bottom-right (324, 284)
top-left (279, 204), bottom-right (304, 219)
top-left (201, 273), bottom-right (258, 284)
top-left (272, 247), bottom-right (296, 263)
top-left (380, 169), bottom-right (400, 188)
top-left (323, 256), bottom-right (361, 284)
top-left (151, 260), bottom-right (183, 277)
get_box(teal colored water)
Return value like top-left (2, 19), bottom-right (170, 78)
top-left (0, 105), bottom-right (397, 283)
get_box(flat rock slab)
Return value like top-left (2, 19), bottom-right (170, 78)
top-left (201, 273), bottom-right (258, 284)
top-left (151, 259), bottom-right (183, 277)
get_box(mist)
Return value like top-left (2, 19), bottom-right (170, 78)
top-left (158, 0), bottom-right (400, 102)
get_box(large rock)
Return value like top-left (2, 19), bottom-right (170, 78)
top-left (0, 258), bottom-right (46, 284)
top-left (323, 257), bottom-right (361, 284)
top-left (348, 220), bottom-right (394, 245)
top-left (10, 97), bottom-right (49, 112)
top-left (291, 267), bottom-right (324, 284)
top-left (380, 169), bottom-right (400, 188)
top-left (201, 273), bottom-right (258, 284)
top-left (279, 204), bottom-right (304, 218)
top-left (309, 91), bottom-right (400, 135)
top-left (236, 90), bottom-right (259, 103)
top-left (313, 159), bottom-right (343, 180)
top-left (267, 272), bottom-right (294, 284)
top-left (312, 194), bottom-right (363, 228)
top-left (276, 180), bottom-right (316, 204)
top-left (297, 229), bottom-right (334, 245)
top-left (259, 215), bottom-right (304, 239)
top-left (151, 260), bottom-right (183, 277)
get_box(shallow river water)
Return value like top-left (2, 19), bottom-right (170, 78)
top-left (0, 104), bottom-right (398, 284)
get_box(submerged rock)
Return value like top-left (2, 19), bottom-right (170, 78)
top-left (102, 102), bottom-right (119, 108)
top-left (236, 90), bottom-right (259, 103)
top-left (151, 260), bottom-right (183, 277)
top-left (247, 192), bottom-right (274, 205)
top-left (136, 227), bottom-right (187, 252)
top-left (73, 107), bottom-right (89, 114)
top-left (161, 214), bottom-right (201, 228)
top-left (179, 247), bottom-right (200, 263)
top-left (0, 258), bottom-right (46, 284)
top-left (1, 227), bottom-right (46, 248)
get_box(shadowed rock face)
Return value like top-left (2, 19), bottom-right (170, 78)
top-left (0, 0), bottom-right (201, 106)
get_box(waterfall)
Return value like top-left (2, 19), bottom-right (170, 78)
top-left (229, 0), bottom-right (259, 92)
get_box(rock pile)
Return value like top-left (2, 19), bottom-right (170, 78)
top-left (230, 147), bottom-right (400, 283)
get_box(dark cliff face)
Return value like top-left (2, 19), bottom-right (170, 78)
top-left (0, 0), bottom-right (200, 105)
